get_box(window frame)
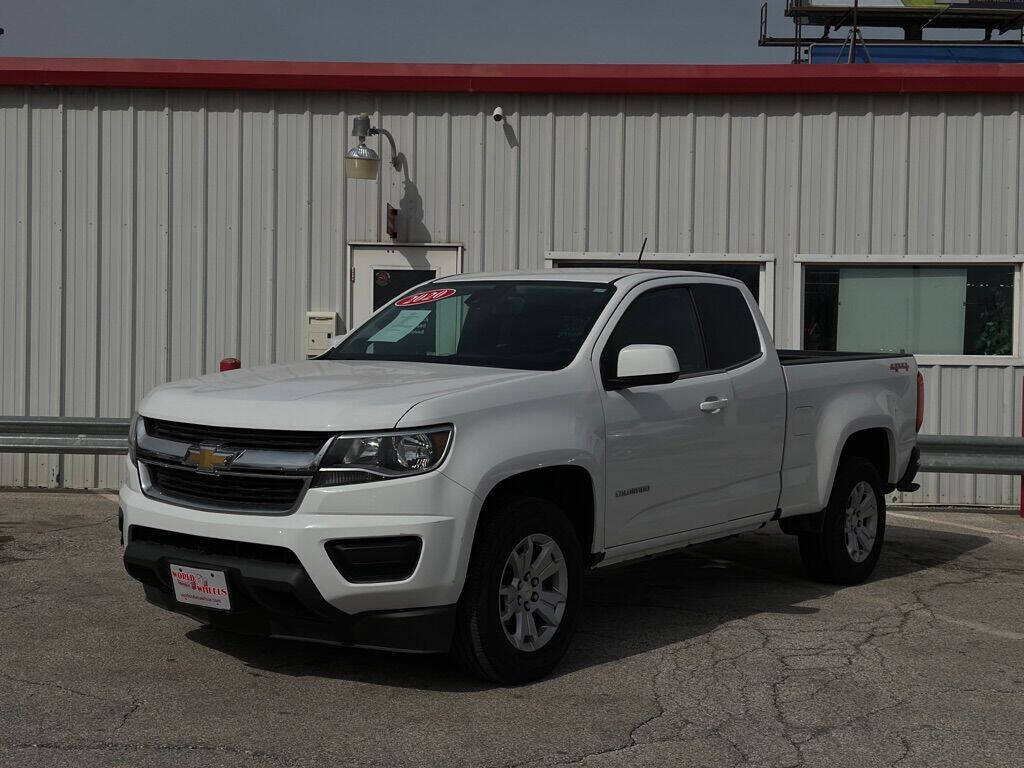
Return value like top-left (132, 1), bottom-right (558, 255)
top-left (792, 254), bottom-right (1024, 365)
top-left (593, 276), bottom-right (766, 391)
top-left (545, 251), bottom-right (776, 336)
top-left (598, 285), bottom-right (710, 385)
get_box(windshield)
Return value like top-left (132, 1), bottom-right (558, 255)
top-left (328, 280), bottom-right (616, 370)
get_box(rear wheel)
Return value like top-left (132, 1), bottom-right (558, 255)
top-left (451, 496), bottom-right (583, 684)
top-left (798, 456), bottom-right (886, 585)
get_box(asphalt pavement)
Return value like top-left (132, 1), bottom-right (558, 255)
top-left (1, 491), bottom-right (1022, 768)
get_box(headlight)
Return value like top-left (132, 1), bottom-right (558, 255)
top-left (128, 413), bottom-right (139, 466)
top-left (312, 426), bottom-right (453, 487)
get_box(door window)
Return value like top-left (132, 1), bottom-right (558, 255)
top-left (373, 269), bottom-right (436, 311)
top-left (600, 287), bottom-right (707, 380)
top-left (690, 283), bottom-right (762, 370)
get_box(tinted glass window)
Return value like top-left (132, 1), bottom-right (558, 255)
top-left (690, 283), bottom-right (761, 369)
top-left (803, 265), bottom-right (1013, 355)
top-left (373, 269), bottom-right (435, 310)
top-left (601, 287), bottom-right (707, 380)
top-left (330, 281), bottom-right (615, 371)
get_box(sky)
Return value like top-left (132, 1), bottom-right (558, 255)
top-left (1, 0), bottom-right (797, 63)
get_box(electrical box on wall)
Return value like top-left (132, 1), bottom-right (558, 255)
top-left (305, 312), bottom-right (340, 358)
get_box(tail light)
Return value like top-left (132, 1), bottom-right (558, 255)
top-left (915, 371), bottom-right (925, 432)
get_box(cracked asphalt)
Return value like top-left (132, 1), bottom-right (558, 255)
top-left (1, 491), bottom-right (1023, 768)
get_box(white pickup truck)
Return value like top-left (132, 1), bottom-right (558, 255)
top-left (121, 269), bottom-right (922, 683)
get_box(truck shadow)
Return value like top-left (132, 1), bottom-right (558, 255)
top-left (185, 523), bottom-right (988, 692)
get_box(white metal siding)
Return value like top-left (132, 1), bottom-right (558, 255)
top-left (1, 86), bottom-right (1022, 500)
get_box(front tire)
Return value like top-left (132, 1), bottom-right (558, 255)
top-left (452, 496), bottom-right (583, 684)
top-left (798, 456), bottom-right (886, 585)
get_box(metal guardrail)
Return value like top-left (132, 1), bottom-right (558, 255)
top-left (0, 417), bottom-right (130, 455)
top-left (1, 418), bottom-right (1023, 475)
top-left (917, 435), bottom-right (1024, 476)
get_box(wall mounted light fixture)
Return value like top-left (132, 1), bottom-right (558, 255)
top-left (345, 113), bottom-right (402, 180)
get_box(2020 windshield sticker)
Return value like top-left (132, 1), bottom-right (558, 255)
top-left (395, 288), bottom-right (456, 307)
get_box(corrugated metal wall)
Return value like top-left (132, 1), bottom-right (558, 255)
top-left (1, 86), bottom-right (1022, 501)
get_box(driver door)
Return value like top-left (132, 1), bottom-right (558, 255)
top-left (599, 283), bottom-right (737, 547)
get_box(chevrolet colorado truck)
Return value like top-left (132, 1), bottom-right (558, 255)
top-left (121, 269), bottom-right (922, 683)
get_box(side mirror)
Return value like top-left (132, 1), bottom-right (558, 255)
top-left (606, 344), bottom-right (680, 390)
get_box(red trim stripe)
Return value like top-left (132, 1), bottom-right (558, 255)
top-left (2, 58), bottom-right (1024, 95)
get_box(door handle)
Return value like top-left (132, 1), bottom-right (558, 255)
top-left (699, 397), bottom-right (729, 413)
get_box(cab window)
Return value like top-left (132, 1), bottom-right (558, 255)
top-left (600, 287), bottom-right (708, 381)
top-left (689, 283), bottom-right (762, 370)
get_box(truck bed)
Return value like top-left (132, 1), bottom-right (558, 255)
top-left (777, 350), bottom-right (918, 518)
top-left (777, 349), bottom-right (911, 366)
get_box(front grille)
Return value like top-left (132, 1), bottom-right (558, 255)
top-left (144, 417), bottom-right (332, 452)
top-left (145, 463), bottom-right (306, 513)
top-left (130, 525), bottom-right (300, 564)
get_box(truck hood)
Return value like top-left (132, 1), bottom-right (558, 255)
top-left (138, 360), bottom-right (543, 432)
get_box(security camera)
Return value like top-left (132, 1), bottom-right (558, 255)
top-left (492, 106), bottom-right (505, 122)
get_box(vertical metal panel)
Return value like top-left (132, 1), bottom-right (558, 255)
top-left (482, 95), bottom-right (517, 271)
top-left (763, 97), bottom-right (801, 341)
top-left (799, 95), bottom-right (838, 256)
top-left (622, 95), bottom-right (659, 254)
top-left (204, 91), bottom-right (243, 369)
top-left (834, 95), bottom-right (873, 255)
top-left (944, 94), bottom-right (984, 254)
top-left (95, 90), bottom-right (136, 488)
top-left (273, 92), bottom-right (311, 363)
top-left (552, 97), bottom-right (588, 255)
top-left (907, 95), bottom-right (945, 256)
top-left (0, 88), bottom-right (29, 486)
top-left (344, 95), bottom-right (379, 245)
top-left (132, 90), bottom-right (170, 411)
top-left (63, 90), bottom-right (100, 488)
top-left (518, 95), bottom-right (555, 270)
top-left (238, 92), bottom-right (276, 368)
top-left (693, 95), bottom-right (731, 252)
top-left (168, 91), bottom-right (206, 383)
top-left (728, 96), bottom-right (767, 254)
top-left (655, 95), bottom-right (694, 253)
top-left (448, 95), bottom-right (484, 272)
top-left (2, 85), bottom-right (1024, 502)
top-left (26, 89), bottom-right (63, 487)
top-left (979, 94), bottom-right (1019, 255)
top-left (309, 93), bottom-right (346, 323)
top-left (586, 96), bottom-right (624, 252)
top-left (871, 95), bottom-right (910, 255)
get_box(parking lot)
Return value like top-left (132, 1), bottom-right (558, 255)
top-left (1, 491), bottom-right (1022, 768)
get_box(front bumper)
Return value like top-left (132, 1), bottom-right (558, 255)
top-left (124, 529), bottom-right (456, 652)
top-left (119, 459), bottom-right (480, 651)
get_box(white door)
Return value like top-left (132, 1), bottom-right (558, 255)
top-left (349, 244), bottom-right (462, 327)
top-left (599, 279), bottom-right (786, 548)
top-left (598, 283), bottom-right (739, 546)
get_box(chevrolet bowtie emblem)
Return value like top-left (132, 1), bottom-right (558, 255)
top-left (183, 445), bottom-right (239, 474)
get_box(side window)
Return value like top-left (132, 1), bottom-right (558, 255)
top-left (601, 287), bottom-right (707, 380)
top-left (689, 283), bottom-right (762, 370)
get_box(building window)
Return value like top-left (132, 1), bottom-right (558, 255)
top-left (803, 265), bottom-right (1015, 356)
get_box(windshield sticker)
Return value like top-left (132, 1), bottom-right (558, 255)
top-left (368, 309), bottom-right (430, 343)
top-left (395, 288), bottom-right (456, 307)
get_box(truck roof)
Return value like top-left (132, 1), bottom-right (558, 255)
top-left (439, 268), bottom-right (740, 288)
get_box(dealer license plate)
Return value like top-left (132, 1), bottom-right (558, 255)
top-left (169, 564), bottom-right (231, 611)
